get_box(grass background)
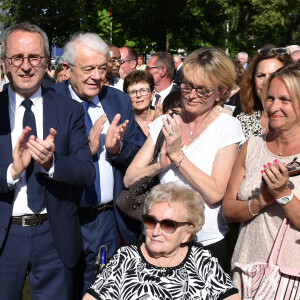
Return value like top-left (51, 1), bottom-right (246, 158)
top-left (23, 276), bottom-right (31, 300)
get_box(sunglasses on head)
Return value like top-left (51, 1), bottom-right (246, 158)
top-left (258, 48), bottom-right (290, 55)
top-left (142, 214), bottom-right (190, 234)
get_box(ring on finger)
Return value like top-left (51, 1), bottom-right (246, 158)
top-left (169, 130), bottom-right (174, 136)
top-left (271, 179), bottom-right (276, 183)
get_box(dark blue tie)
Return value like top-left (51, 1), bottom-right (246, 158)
top-left (22, 98), bottom-right (44, 213)
top-left (154, 93), bottom-right (161, 105)
top-left (81, 101), bottom-right (101, 206)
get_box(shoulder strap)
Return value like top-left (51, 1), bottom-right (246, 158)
top-left (150, 112), bottom-right (178, 164)
top-left (151, 129), bottom-right (164, 164)
top-left (269, 218), bottom-right (291, 265)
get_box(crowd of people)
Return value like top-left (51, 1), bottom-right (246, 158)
top-left (0, 21), bottom-right (299, 300)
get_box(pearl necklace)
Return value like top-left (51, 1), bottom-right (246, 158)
top-left (187, 108), bottom-right (215, 142)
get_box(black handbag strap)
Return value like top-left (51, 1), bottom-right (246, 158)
top-left (151, 129), bottom-right (165, 164)
top-left (150, 112), bottom-right (177, 164)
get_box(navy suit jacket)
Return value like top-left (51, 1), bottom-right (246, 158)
top-left (0, 88), bottom-right (96, 268)
top-left (49, 81), bottom-right (146, 243)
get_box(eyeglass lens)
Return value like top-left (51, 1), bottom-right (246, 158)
top-left (142, 215), bottom-right (178, 233)
top-left (128, 88), bottom-right (150, 97)
top-left (109, 59), bottom-right (123, 64)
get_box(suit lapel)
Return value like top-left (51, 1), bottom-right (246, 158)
top-left (99, 85), bottom-right (115, 124)
top-left (0, 89), bottom-right (13, 164)
top-left (42, 91), bottom-right (58, 139)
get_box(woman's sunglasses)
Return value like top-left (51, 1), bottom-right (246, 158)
top-left (258, 48), bottom-right (290, 55)
top-left (142, 214), bottom-right (190, 234)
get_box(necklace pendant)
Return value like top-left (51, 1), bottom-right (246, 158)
top-left (189, 131), bottom-right (193, 136)
top-left (161, 267), bottom-right (166, 276)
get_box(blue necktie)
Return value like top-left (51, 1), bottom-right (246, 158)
top-left (154, 93), bottom-right (161, 105)
top-left (22, 98), bottom-right (45, 213)
top-left (82, 101), bottom-right (101, 206)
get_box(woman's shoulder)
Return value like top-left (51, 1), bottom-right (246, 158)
top-left (190, 242), bottom-right (212, 259)
top-left (148, 114), bottom-right (166, 130)
top-left (110, 243), bottom-right (140, 259)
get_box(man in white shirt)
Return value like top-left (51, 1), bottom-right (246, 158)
top-left (237, 51), bottom-right (248, 69)
top-left (104, 44), bottom-right (124, 91)
top-left (146, 52), bottom-right (180, 107)
top-left (119, 46), bottom-right (137, 79)
top-left (173, 55), bottom-right (183, 85)
top-left (0, 23), bottom-right (95, 300)
top-left (51, 32), bottom-right (145, 296)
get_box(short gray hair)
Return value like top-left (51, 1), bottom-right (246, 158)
top-left (62, 32), bottom-right (110, 66)
top-left (2, 22), bottom-right (50, 58)
top-left (151, 52), bottom-right (175, 80)
top-left (238, 51), bottom-right (248, 59)
top-left (144, 182), bottom-right (205, 240)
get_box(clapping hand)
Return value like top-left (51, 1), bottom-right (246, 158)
top-left (261, 159), bottom-right (290, 199)
top-left (89, 114), bottom-right (107, 155)
top-left (161, 114), bottom-right (183, 163)
top-left (26, 128), bottom-right (57, 171)
top-left (105, 114), bottom-right (128, 156)
top-left (11, 126), bottom-right (33, 179)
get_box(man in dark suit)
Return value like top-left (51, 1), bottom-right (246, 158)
top-left (50, 32), bottom-right (145, 295)
top-left (173, 55), bottom-right (183, 85)
top-left (0, 23), bottom-right (95, 299)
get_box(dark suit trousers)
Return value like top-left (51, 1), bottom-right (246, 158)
top-left (77, 209), bottom-right (120, 296)
top-left (0, 220), bottom-right (77, 300)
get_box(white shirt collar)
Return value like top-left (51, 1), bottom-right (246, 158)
top-left (67, 80), bottom-right (101, 108)
top-left (157, 83), bottom-right (174, 101)
top-left (177, 62), bottom-right (183, 70)
top-left (8, 86), bottom-right (43, 110)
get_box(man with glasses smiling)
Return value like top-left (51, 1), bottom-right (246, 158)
top-left (103, 44), bottom-right (124, 91)
top-left (0, 23), bottom-right (95, 299)
top-left (50, 32), bottom-right (146, 296)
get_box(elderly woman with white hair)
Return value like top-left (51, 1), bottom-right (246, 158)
top-left (83, 183), bottom-right (240, 300)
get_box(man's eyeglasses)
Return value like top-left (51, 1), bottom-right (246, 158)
top-left (181, 81), bottom-right (216, 99)
top-left (142, 214), bottom-right (190, 234)
top-left (108, 59), bottom-right (123, 65)
top-left (258, 48), bottom-right (290, 55)
top-left (127, 88), bottom-right (151, 98)
top-left (5, 55), bottom-right (45, 67)
top-left (121, 59), bottom-right (135, 64)
top-left (146, 65), bottom-right (163, 71)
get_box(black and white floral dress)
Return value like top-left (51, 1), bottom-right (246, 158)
top-left (236, 110), bottom-right (263, 140)
top-left (87, 242), bottom-right (238, 300)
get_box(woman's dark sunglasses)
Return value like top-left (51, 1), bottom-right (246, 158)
top-left (258, 48), bottom-right (290, 55)
top-left (142, 214), bottom-right (190, 234)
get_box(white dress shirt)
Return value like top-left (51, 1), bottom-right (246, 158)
top-left (68, 84), bottom-right (114, 204)
top-left (7, 87), bottom-right (49, 216)
top-left (109, 77), bottom-right (124, 92)
top-left (151, 82), bottom-right (175, 106)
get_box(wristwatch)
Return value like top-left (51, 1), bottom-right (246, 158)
top-left (275, 191), bottom-right (294, 205)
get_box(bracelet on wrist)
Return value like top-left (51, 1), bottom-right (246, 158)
top-left (176, 152), bottom-right (185, 169)
top-left (248, 197), bottom-right (259, 217)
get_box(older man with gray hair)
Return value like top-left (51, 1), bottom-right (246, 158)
top-left (237, 51), bottom-right (248, 69)
top-left (50, 32), bottom-right (145, 295)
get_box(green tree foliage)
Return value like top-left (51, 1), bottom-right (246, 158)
top-left (0, 0), bottom-right (299, 56)
top-left (0, 0), bottom-right (82, 48)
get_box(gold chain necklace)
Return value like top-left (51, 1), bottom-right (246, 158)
top-left (187, 108), bottom-right (215, 142)
top-left (154, 248), bottom-right (180, 277)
